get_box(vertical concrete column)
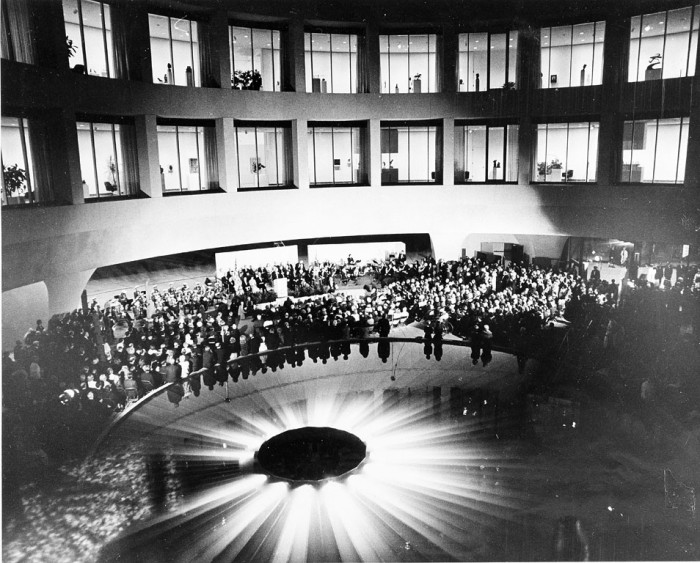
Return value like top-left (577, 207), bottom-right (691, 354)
top-left (50, 109), bottom-right (84, 205)
top-left (45, 269), bottom-right (96, 316)
top-left (369, 119), bottom-right (382, 188)
top-left (597, 16), bottom-right (629, 188)
top-left (516, 24), bottom-right (541, 186)
top-left (209, 10), bottom-right (230, 89)
top-left (684, 25), bottom-right (700, 191)
top-left (285, 17), bottom-right (306, 92)
top-left (442, 117), bottom-right (455, 186)
top-left (366, 21), bottom-right (381, 94)
top-left (441, 23), bottom-right (458, 94)
top-left (216, 118), bottom-right (236, 192)
top-left (292, 119), bottom-right (309, 189)
top-left (135, 115), bottom-right (162, 198)
top-left (119, 2), bottom-right (153, 83)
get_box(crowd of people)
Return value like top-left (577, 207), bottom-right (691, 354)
top-left (3, 253), bottom-right (700, 464)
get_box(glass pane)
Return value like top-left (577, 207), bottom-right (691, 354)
top-left (535, 124), bottom-right (548, 180)
top-left (466, 125), bottom-right (486, 182)
top-left (104, 4), bottom-right (114, 78)
top-left (171, 18), bottom-right (193, 86)
top-left (507, 32), bottom-right (518, 87)
top-left (410, 35), bottom-right (430, 93)
top-left (677, 118), bottom-right (689, 182)
top-left (272, 31), bottom-right (281, 92)
top-left (629, 16), bottom-right (642, 82)
top-left (540, 28), bottom-right (551, 89)
top-left (458, 34), bottom-right (468, 91)
top-left (395, 127), bottom-right (409, 181)
top-left (468, 33), bottom-right (488, 91)
top-left (82, 1), bottom-right (108, 77)
top-left (564, 123), bottom-right (588, 181)
top-left (379, 35), bottom-right (390, 93)
top-left (276, 128), bottom-right (289, 186)
top-left (571, 23), bottom-right (595, 86)
top-left (638, 12), bottom-right (665, 81)
top-left (252, 27), bottom-right (272, 91)
top-left (690, 9), bottom-right (700, 77)
top-left (428, 126), bottom-right (437, 181)
top-left (506, 125), bottom-right (519, 181)
top-left (307, 129), bottom-right (315, 184)
top-left (311, 33), bottom-right (331, 93)
top-left (149, 14), bottom-right (172, 84)
top-left (232, 26), bottom-right (252, 81)
top-left (236, 127), bottom-right (258, 188)
top-left (489, 34), bottom-right (507, 90)
top-left (586, 122), bottom-right (598, 182)
top-left (654, 118), bottom-right (682, 182)
top-left (63, 0), bottom-right (85, 69)
top-left (545, 123), bottom-right (568, 180)
top-left (548, 25), bottom-right (572, 88)
top-left (663, 7), bottom-right (693, 79)
top-left (177, 126), bottom-right (200, 190)
top-left (157, 125), bottom-right (180, 191)
top-left (76, 122), bottom-right (97, 197)
top-left (333, 129), bottom-right (354, 183)
top-left (313, 127), bottom-right (334, 183)
top-left (2, 117), bottom-right (31, 202)
top-left (408, 127), bottom-right (429, 181)
top-left (621, 121), bottom-right (634, 182)
top-left (591, 22), bottom-right (605, 85)
top-left (331, 34), bottom-right (352, 93)
top-left (92, 123), bottom-right (117, 196)
top-left (389, 35), bottom-right (410, 92)
top-left (115, 124), bottom-right (126, 195)
top-left (487, 127), bottom-right (504, 180)
top-left (636, 120), bottom-right (657, 182)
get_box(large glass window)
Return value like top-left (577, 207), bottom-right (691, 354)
top-left (77, 120), bottom-right (140, 199)
top-left (235, 124), bottom-right (292, 190)
top-left (157, 124), bottom-right (218, 192)
top-left (305, 32), bottom-right (358, 93)
top-left (380, 124), bottom-right (441, 183)
top-left (540, 22), bottom-right (605, 88)
top-left (307, 125), bottom-right (367, 186)
top-left (230, 25), bottom-right (281, 91)
top-left (629, 6), bottom-right (699, 82)
top-left (458, 31), bottom-right (518, 91)
top-left (149, 14), bottom-right (199, 86)
top-left (2, 117), bottom-right (35, 205)
top-left (535, 122), bottom-right (599, 182)
top-left (621, 117), bottom-right (689, 183)
top-left (63, 0), bottom-right (113, 77)
top-left (380, 34), bottom-right (438, 93)
top-left (1, 0), bottom-right (36, 64)
top-left (455, 124), bottom-right (518, 183)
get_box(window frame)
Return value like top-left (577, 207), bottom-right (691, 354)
top-left (229, 22), bottom-right (283, 92)
top-left (156, 119), bottom-right (217, 194)
top-left (1, 116), bottom-right (35, 206)
top-left (457, 30), bottom-right (518, 92)
top-left (379, 31), bottom-right (440, 94)
top-left (620, 115), bottom-right (690, 184)
top-left (629, 5), bottom-right (699, 82)
top-left (380, 120), bottom-right (443, 185)
top-left (454, 121), bottom-right (519, 183)
top-left (149, 12), bottom-right (200, 87)
top-left (533, 120), bottom-right (600, 183)
top-left (540, 20), bottom-right (605, 89)
top-left (63, 0), bottom-right (114, 78)
top-left (234, 121), bottom-right (294, 191)
top-left (308, 121), bottom-right (368, 187)
top-left (304, 29), bottom-right (361, 93)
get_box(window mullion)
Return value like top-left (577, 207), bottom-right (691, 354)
top-left (329, 34), bottom-right (334, 93)
top-left (564, 124), bottom-right (570, 183)
top-left (674, 119), bottom-right (684, 184)
top-left (100, 2), bottom-right (110, 78)
top-left (254, 127), bottom-right (260, 188)
top-left (19, 119), bottom-right (34, 202)
top-left (194, 126), bottom-right (203, 190)
top-left (590, 23), bottom-right (597, 87)
top-left (168, 17), bottom-right (175, 84)
top-left (585, 122), bottom-right (591, 182)
top-left (547, 28), bottom-right (552, 89)
top-left (111, 124), bottom-right (121, 194)
top-left (686, 7), bottom-right (696, 76)
top-left (651, 119), bottom-right (660, 182)
top-left (189, 20), bottom-right (196, 86)
top-left (89, 124), bottom-right (99, 198)
top-left (568, 27), bottom-right (574, 87)
top-left (78, 0), bottom-right (88, 73)
top-left (486, 34), bottom-right (491, 90)
top-left (176, 127), bottom-right (184, 190)
top-left (660, 12), bottom-right (668, 80)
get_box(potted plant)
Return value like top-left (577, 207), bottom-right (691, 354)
top-left (3, 163), bottom-right (28, 204)
top-left (232, 69), bottom-right (263, 90)
top-left (537, 158), bottom-right (563, 181)
top-left (66, 35), bottom-right (84, 74)
top-left (502, 81), bottom-right (515, 90)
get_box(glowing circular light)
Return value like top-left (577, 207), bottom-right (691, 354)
top-left (255, 426), bottom-right (367, 483)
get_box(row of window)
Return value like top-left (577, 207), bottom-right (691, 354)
top-left (3, 1), bottom-right (698, 91)
top-left (1, 116), bottom-right (690, 205)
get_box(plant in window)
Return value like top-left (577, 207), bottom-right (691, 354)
top-left (66, 36), bottom-right (77, 59)
top-left (232, 70), bottom-right (263, 90)
top-left (503, 81), bottom-right (516, 90)
top-left (537, 158), bottom-right (562, 177)
top-left (3, 163), bottom-right (27, 199)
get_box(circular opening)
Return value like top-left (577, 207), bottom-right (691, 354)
top-left (256, 426), bottom-right (367, 482)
